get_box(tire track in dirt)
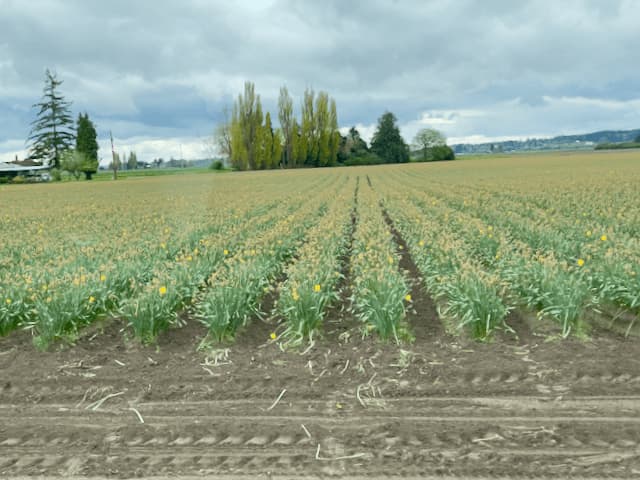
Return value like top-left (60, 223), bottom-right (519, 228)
top-left (2, 476), bottom-right (638, 480)
top-left (6, 394), bottom-right (640, 415)
top-left (3, 400), bottom-right (640, 478)
top-left (3, 390), bottom-right (640, 478)
top-left (3, 477), bottom-right (637, 480)
top-left (4, 369), bottom-right (640, 404)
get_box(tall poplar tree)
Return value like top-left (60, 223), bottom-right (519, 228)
top-left (314, 92), bottom-right (330, 167)
top-left (278, 87), bottom-right (295, 168)
top-left (260, 112), bottom-right (273, 169)
top-left (328, 99), bottom-right (340, 167)
top-left (127, 151), bottom-right (138, 170)
top-left (298, 90), bottom-right (340, 167)
top-left (28, 69), bottom-right (75, 169)
top-left (299, 88), bottom-right (314, 166)
top-left (229, 81), bottom-right (263, 170)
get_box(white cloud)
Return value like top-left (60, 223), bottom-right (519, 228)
top-left (99, 136), bottom-right (211, 165)
top-left (339, 123), bottom-right (378, 144)
top-left (0, 136), bottom-right (212, 166)
top-left (0, 140), bottom-right (28, 163)
top-left (447, 134), bottom-right (552, 145)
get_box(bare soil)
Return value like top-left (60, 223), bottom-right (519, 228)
top-left (1, 201), bottom-right (639, 479)
top-left (2, 292), bottom-right (640, 480)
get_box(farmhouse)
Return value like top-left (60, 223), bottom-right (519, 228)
top-left (0, 160), bottom-right (51, 181)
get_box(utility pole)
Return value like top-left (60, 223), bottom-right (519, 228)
top-left (110, 131), bottom-right (119, 180)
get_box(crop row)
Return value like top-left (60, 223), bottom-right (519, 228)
top-left (195, 175), bottom-right (351, 342)
top-left (378, 168), bottom-right (638, 338)
top-left (349, 183), bottom-right (411, 342)
top-left (0, 174), bottom-right (337, 347)
top-left (274, 177), bottom-right (356, 346)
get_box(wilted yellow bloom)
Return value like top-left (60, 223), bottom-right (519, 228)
top-left (159, 286), bottom-right (167, 296)
top-left (418, 240), bottom-right (425, 247)
top-left (5, 298), bottom-right (11, 305)
top-left (292, 289), bottom-right (300, 301)
top-left (387, 256), bottom-right (394, 265)
top-left (585, 230), bottom-right (592, 237)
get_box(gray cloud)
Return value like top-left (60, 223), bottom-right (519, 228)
top-left (1, 0), bottom-right (640, 161)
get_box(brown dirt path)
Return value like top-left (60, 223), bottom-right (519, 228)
top-left (2, 299), bottom-right (640, 479)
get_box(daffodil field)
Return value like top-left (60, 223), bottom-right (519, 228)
top-left (1, 151), bottom-right (638, 348)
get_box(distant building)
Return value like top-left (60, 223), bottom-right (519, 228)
top-left (0, 160), bottom-right (52, 181)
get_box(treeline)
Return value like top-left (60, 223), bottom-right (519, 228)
top-left (106, 151), bottom-right (141, 171)
top-left (595, 136), bottom-right (640, 150)
top-left (223, 82), bottom-right (340, 170)
top-left (219, 82), bottom-right (454, 170)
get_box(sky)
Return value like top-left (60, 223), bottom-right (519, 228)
top-left (1, 0), bottom-right (640, 163)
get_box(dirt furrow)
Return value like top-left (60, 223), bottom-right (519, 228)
top-left (379, 203), bottom-right (446, 341)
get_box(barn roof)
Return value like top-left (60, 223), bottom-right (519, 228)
top-left (0, 162), bottom-right (51, 172)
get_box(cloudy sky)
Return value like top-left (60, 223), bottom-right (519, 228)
top-left (1, 0), bottom-right (639, 163)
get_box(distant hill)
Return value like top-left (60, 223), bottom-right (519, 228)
top-left (452, 128), bottom-right (640, 155)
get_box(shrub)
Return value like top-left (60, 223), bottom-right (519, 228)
top-left (344, 153), bottom-right (383, 166)
top-left (430, 145), bottom-right (456, 161)
top-left (413, 145), bottom-right (456, 162)
top-left (210, 160), bottom-right (224, 170)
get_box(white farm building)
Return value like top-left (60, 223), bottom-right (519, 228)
top-left (0, 161), bottom-right (51, 181)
